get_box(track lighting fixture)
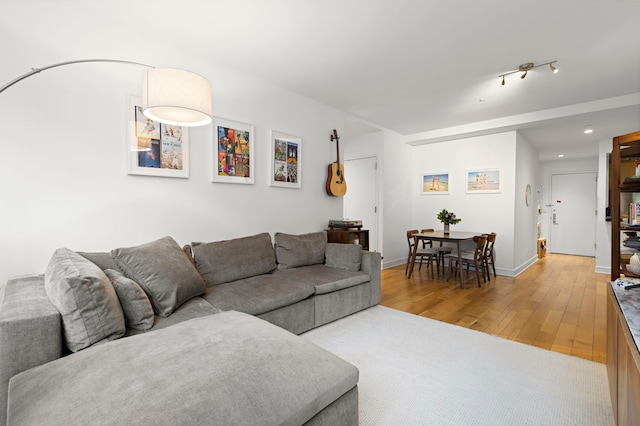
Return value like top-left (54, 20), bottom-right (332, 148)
top-left (499, 61), bottom-right (558, 85)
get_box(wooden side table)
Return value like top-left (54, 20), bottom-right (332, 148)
top-left (326, 229), bottom-right (369, 251)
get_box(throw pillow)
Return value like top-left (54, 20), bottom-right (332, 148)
top-left (274, 231), bottom-right (327, 269)
top-left (325, 243), bottom-right (363, 272)
top-left (191, 233), bottom-right (277, 286)
top-left (111, 236), bottom-right (206, 317)
top-left (45, 248), bottom-right (125, 352)
top-left (104, 269), bottom-right (155, 331)
top-left (77, 251), bottom-right (120, 271)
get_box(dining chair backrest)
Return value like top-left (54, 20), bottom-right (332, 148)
top-left (406, 229), bottom-right (419, 251)
top-left (420, 229), bottom-right (435, 248)
top-left (473, 234), bottom-right (488, 262)
top-left (485, 232), bottom-right (496, 257)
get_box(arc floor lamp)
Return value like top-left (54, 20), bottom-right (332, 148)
top-left (0, 59), bottom-right (213, 127)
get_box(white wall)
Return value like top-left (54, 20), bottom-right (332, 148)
top-left (596, 138), bottom-right (613, 274)
top-left (515, 132), bottom-right (540, 271)
top-left (381, 130), bottom-right (413, 268)
top-left (0, 50), bottom-right (355, 284)
top-left (408, 131), bottom-right (525, 275)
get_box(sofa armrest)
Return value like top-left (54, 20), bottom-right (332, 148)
top-left (0, 274), bottom-right (62, 425)
top-left (360, 251), bottom-right (382, 305)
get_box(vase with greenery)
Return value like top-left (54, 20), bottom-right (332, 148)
top-left (437, 209), bottom-right (461, 233)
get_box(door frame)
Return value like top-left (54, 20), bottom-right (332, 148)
top-left (343, 155), bottom-right (380, 252)
top-left (548, 171), bottom-right (597, 256)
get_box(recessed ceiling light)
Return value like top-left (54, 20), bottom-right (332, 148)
top-left (584, 125), bottom-right (593, 134)
top-left (558, 154), bottom-right (565, 158)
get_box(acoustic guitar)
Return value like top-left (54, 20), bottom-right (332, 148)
top-left (326, 129), bottom-right (347, 196)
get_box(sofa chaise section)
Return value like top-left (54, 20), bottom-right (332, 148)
top-left (7, 311), bottom-right (359, 426)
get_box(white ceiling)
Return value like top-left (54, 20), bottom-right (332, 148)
top-left (3, 0), bottom-right (640, 161)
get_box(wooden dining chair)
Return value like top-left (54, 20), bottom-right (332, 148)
top-left (421, 228), bottom-right (452, 274)
top-left (406, 229), bottom-right (439, 278)
top-left (447, 234), bottom-right (488, 287)
top-left (483, 232), bottom-right (497, 281)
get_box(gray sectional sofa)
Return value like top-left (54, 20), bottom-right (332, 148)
top-left (0, 231), bottom-right (381, 425)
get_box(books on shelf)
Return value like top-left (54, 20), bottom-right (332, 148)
top-left (629, 202), bottom-right (640, 225)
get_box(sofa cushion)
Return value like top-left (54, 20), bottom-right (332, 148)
top-left (273, 264), bottom-right (371, 295)
top-left (44, 248), bottom-right (125, 352)
top-left (275, 231), bottom-right (327, 269)
top-left (127, 297), bottom-right (221, 336)
top-left (111, 236), bottom-right (206, 317)
top-left (191, 233), bottom-right (277, 286)
top-left (7, 312), bottom-right (359, 426)
top-left (203, 274), bottom-right (315, 315)
top-left (325, 243), bottom-right (363, 271)
top-left (104, 269), bottom-right (154, 331)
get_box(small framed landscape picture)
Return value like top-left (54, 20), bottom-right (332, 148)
top-left (421, 172), bottom-right (449, 195)
top-left (127, 95), bottom-right (189, 178)
top-left (212, 117), bottom-right (254, 184)
top-left (466, 168), bottom-right (501, 193)
top-left (270, 130), bottom-right (301, 188)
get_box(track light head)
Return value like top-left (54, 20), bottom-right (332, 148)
top-left (499, 60), bottom-right (558, 85)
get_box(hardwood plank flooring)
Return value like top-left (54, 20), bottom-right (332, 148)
top-left (380, 253), bottom-right (608, 363)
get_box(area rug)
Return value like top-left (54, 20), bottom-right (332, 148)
top-left (302, 306), bottom-right (614, 426)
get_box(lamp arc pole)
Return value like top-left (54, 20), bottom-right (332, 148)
top-left (0, 59), bottom-right (152, 95)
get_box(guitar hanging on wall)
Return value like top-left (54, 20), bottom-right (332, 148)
top-left (326, 129), bottom-right (347, 196)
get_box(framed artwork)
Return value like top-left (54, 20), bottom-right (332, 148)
top-left (212, 118), bottom-right (254, 184)
top-left (421, 172), bottom-right (449, 194)
top-left (466, 168), bottom-right (501, 193)
top-left (269, 130), bottom-right (301, 188)
top-left (127, 95), bottom-right (189, 178)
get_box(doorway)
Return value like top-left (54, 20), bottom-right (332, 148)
top-left (549, 172), bottom-right (597, 256)
top-left (343, 156), bottom-right (379, 252)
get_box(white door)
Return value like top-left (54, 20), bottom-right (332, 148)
top-left (549, 172), bottom-right (597, 256)
top-left (343, 156), bottom-right (379, 252)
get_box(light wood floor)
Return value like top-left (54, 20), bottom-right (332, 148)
top-left (380, 253), bottom-right (608, 363)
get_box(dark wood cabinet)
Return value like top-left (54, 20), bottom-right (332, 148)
top-left (326, 229), bottom-right (369, 251)
top-left (607, 285), bottom-right (640, 425)
top-left (611, 131), bottom-right (640, 280)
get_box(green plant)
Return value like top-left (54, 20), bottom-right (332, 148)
top-left (437, 209), bottom-right (461, 225)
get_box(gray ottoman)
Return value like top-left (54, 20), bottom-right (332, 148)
top-left (7, 311), bottom-right (358, 425)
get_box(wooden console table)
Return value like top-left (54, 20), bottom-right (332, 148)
top-left (607, 282), bottom-right (640, 425)
top-left (326, 229), bottom-right (369, 251)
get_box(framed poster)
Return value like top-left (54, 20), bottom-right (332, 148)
top-left (127, 95), bottom-right (189, 178)
top-left (466, 168), bottom-right (501, 193)
top-left (212, 117), bottom-right (254, 184)
top-left (421, 172), bottom-right (449, 194)
top-left (269, 130), bottom-right (301, 188)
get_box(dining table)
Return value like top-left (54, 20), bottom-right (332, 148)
top-left (407, 230), bottom-right (479, 288)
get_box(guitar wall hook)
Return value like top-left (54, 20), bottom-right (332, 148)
top-left (326, 129), bottom-right (347, 196)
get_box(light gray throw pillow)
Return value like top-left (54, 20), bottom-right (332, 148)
top-left (191, 233), bottom-right (277, 286)
top-left (104, 269), bottom-right (154, 331)
top-left (275, 231), bottom-right (327, 269)
top-left (45, 248), bottom-right (125, 352)
top-left (111, 236), bottom-right (206, 317)
top-left (325, 243), bottom-right (363, 271)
